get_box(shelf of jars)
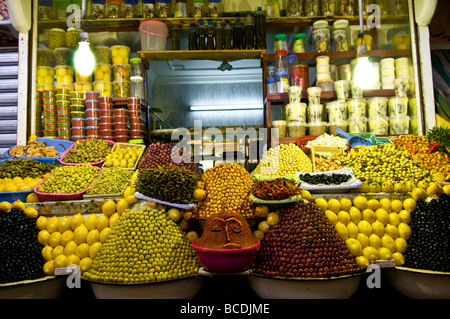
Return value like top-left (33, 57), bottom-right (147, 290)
top-left (138, 49), bottom-right (266, 62)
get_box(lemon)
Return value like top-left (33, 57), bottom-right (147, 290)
top-left (70, 213), bottom-right (85, 231)
top-left (349, 206), bottom-right (361, 223)
top-left (325, 210), bottom-right (338, 225)
top-left (97, 214), bottom-right (109, 231)
top-left (356, 233), bottom-right (370, 248)
top-left (54, 254), bottom-right (67, 268)
top-left (123, 186), bottom-right (136, 198)
top-left (43, 260), bottom-right (55, 275)
top-left (385, 224), bottom-right (399, 239)
top-left (46, 216), bottom-right (59, 233)
top-left (394, 237), bottom-right (408, 253)
top-left (361, 208), bottom-right (376, 224)
top-left (193, 188), bottom-right (207, 201)
top-left (362, 246), bottom-right (379, 261)
top-left (417, 180), bottom-right (429, 189)
top-left (266, 212), bottom-right (279, 227)
top-left (371, 220), bottom-right (385, 237)
top-left (64, 241), bottom-right (78, 256)
top-left (327, 198), bottom-right (341, 214)
top-left (375, 208), bottom-right (389, 225)
top-left (76, 243), bottom-right (90, 259)
top-left (89, 242), bottom-right (102, 259)
top-left (301, 189), bottom-right (312, 201)
top-left (85, 213), bottom-right (98, 231)
top-left (51, 245), bottom-right (64, 259)
top-left (427, 182), bottom-right (443, 196)
top-left (99, 227), bottom-right (112, 243)
top-left (73, 224), bottom-right (89, 244)
top-left (392, 252), bottom-right (405, 266)
top-left (355, 256), bottom-right (370, 268)
top-left (380, 198), bottom-right (392, 213)
top-left (335, 222), bottom-right (349, 241)
top-left (367, 199), bottom-right (381, 211)
top-left (86, 229), bottom-right (100, 245)
top-left (340, 198), bottom-right (352, 212)
top-left (108, 212), bottom-right (120, 228)
top-left (411, 187), bottom-right (427, 201)
top-left (398, 210), bottom-right (411, 224)
top-left (60, 230), bottom-right (74, 246)
top-left (11, 199), bottom-right (26, 211)
top-left (57, 216), bottom-right (71, 233)
top-left (443, 184), bottom-right (450, 195)
top-left (353, 195), bottom-right (368, 210)
top-left (41, 245), bottom-right (53, 262)
top-left (253, 230), bottom-right (265, 241)
top-left (125, 195), bottom-right (139, 206)
top-left (0, 201), bottom-right (12, 212)
top-left (403, 198), bottom-right (417, 213)
top-left (369, 233), bottom-right (382, 249)
top-left (315, 198), bottom-right (328, 212)
top-left (381, 234), bottom-right (396, 253)
top-left (397, 223), bottom-right (412, 240)
top-left (346, 222), bottom-right (359, 238)
top-left (378, 247), bottom-right (393, 260)
top-left (116, 199), bottom-right (129, 215)
top-left (26, 192), bottom-right (39, 203)
top-left (337, 211), bottom-right (351, 225)
top-left (48, 231), bottom-right (62, 247)
top-left (24, 207), bottom-right (38, 219)
top-left (358, 220), bottom-right (373, 237)
top-left (38, 229), bottom-right (51, 246)
top-left (66, 254), bottom-right (81, 267)
top-left (388, 213), bottom-right (401, 226)
top-left (345, 238), bottom-right (362, 257)
top-left (390, 199), bottom-right (403, 213)
top-left (79, 257), bottom-right (93, 273)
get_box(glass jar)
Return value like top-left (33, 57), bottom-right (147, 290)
top-left (312, 20), bottom-right (330, 53)
top-left (124, 0), bottom-right (142, 18)
top-left (192, 0), bottom-right (205, 17)
top-left (48, 28), bottom-right (66, 50)
top-left (175, 0), bottom-right (188, 18)
top-left (267, 78), bottom-right (277, 94)
top-left (305, 0), bottom-right (319, 16)
top-left (293, 33), bottom-right (306, 53)
top-left (321, 0), bottom-right (336, 16)
top-left (66, 28), bottom-right (82, 49)
top-left (107, 0), bottom-right (122, 18)
top-left (38, 0), bottom-right (54, 21)
top-left (274, 50), bottom-right (287, 71)
top-left (131, 76), bottom-right (144, 99)
top-left (130, 57), bottom-right (143, 77)
top-left (333, 19), bottom-right (349, 51)
top-left (90, 0), bottom-right (106, 19)
top-left (56, 0), bottom-right (71, 20)
top-left (157, 0), bottom-right (172, 18)
top-left (207, 0), bottom-right (222, 17)
top-left (339, 0), bottom-right (355, 15)
top-left (287, 0), bottom-right (303, 16)
top-left (142, 0), bottom-right (156, 18)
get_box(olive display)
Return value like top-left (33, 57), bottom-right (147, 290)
top-left (86, 167), bottom-right (133, 195)
top-left (83, 207), bottom-right (200, 284)
top-left (0, 158), bottom-right (54, 179)
top-left (0, 209), bottom-right (45, 283)
top-left (299, 173), bottom-right (352, 185)
top-left (63, 139), bottom-right (112, 164)
top-left (37, 164), bottom-right (100, 194)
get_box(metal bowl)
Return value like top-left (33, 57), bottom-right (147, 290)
top-left (0, 276), bottom-right (66, 299)
top-left (248, 272), bottom-right (363, 299)
top-left (386, 267), bottom-right (450, 299)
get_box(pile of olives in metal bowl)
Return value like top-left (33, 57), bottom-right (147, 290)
top-left (63, 139), bottom-right (112, 164)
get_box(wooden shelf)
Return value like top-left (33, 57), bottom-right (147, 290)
top-left (139, 50), bottom-right (266, 62)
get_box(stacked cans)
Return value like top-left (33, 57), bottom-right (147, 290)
top-left (99, 96), bottom-right (114, 140)
top-left (42, 90), bottom-right (57, 138)
top-left (56, 87), bottom-right (71, 140)
top-left (128, 97), bottom-right (143, 141)
top-left (85, 91), bottom-right (101, 139)
top-left (35, 91), bottom-right (43, 137)
top-left (114, 108), bottom-right (129, 143)
top-left (70, 91), bottom-right (86, 141)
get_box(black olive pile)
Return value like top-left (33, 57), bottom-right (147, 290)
top-left (0, 209), bottom-right (45, 283)
top-left (403, 194), bottom-right (450, 272)
top-left (63, 139), bottom-right (112, 164)
top-left (299, 173), bottom-right (352, 185)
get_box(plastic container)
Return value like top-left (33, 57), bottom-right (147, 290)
top-left (395, 66), bottom-right (410, 78)
top-left (111, 45), bottom-right (130, 64)
top-left (328, 120), bottom-right (348, 135)
top-left (307, 104), bottom-right (324, 123)
top-left (115, 122), bottom-right (128, 130)
top-left (395, 57), bottom-right (410, 68)
top-left (317, 80), bottom-right (334, 92)
top-left (274, 34), bottom-right (288, 53)
top-left (293, 33), bottom-right (306, 53)
top-left (394, 78), bottom-right (409, 98)
top-left (410, 116), bottom-right (418, 134)
top-left (86, 117), bottom-right (100, 127)
top-left (55, 83), bottom-right (74, 91)
top-left (74, 82), bottom-right (93, 95)
top-left (347, 98), bottom-right (367, 118)
top-left (367, 97), bottom-right (388, 118)
top-left (392, 34), bottom-right (411, 50)
top-left (286, 121), bottom-right (306, 137)
top-left (131, 76), bottom-right (144, 99)
top-left (368, 116), bottom-right (389, 135)
top-left (93, 81), bottom-right (112, 97)
top-left (75, 71), bottom-right (92, 83)
top-left (272, 120), bottom-right (287, 137)
top-left (313, 20), bottom-right (330, 53)
top-left (333, 19), bottom-right (349, 51)
top-left (380, 58), bottom-right (395, 68)
top-left (48, 28), bottom-right (66, 50)
top-left (284, 103), bottom-right (307, 123)
top-left (307, 87), bottom-right (322, 105)
top-left (94, 46), bottom-right (111, 64)
top-left (389, 116), bottom-right (410, 135)
top-left (327, 101), bottom-right (347, 122)
top-left (317, 72), bottom-right (331, 82)
top-left (275, 71), bottom-right (289, 93)
top-left (66, 28), bottom-right (82, 49)
top-left (388, 97), bottom-right (408, 116)
top-left (139, 20), bottom-right (169, 51)
top-left (334, 80), bottom-right (349, 101)
top-left (37, 48), bottom-right (55, 67)
top-left (113, 81), bottom-right (131, 97)
top-left (71, 118), bottom-right (86, 127)
top-left (94, 63), bottom-right (112, 82)
top-left (288, 86), bottom-right (302, 104)
top-left (308, 122), bottom-right (327, 135)
top-left (267, 78), bottom-right (277, 94)
top-left (112, 63), bottom-right (131, 81)
top-left (56, 107), bottom-right (70, 116)
top-left (55, 65), bottom-right (74, 83)
top-left (381, 66), bottom-right (395, 77)
top-left (348, 117), bottom-right (367, 133)
top-left (409, 97), bottom-right (417, 117)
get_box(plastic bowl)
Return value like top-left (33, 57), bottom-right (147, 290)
top-left (192, 239), bottom-right (260, 273)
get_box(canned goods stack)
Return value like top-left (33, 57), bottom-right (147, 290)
top-left (42, 90), bottom-right (57, 139)
top-left (35, 91), bottom-right (43, 137)
top-left (99, 96), bottom-right (114, 140)
top-left (56, 87), bottom-right (71, 140)
top-left (70, 91), bottom-right (86, 142)
top-left (85, 91), bottom-right (101, 139)
top-left (114, 108), bottom-right (129, 143)
top-left (128, 97), bottom-right (143, 142)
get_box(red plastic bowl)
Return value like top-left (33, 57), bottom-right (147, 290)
top-left (192, 239), bottom-right (260, 273)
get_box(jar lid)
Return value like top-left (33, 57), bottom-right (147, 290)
top-left (266, 78), bottom-right (276, 83)
top-left (294, 33), bottom-right (306, 39)
top-left (275, 70), bottom-right (289, 76)
top-left (130, 57), bottom-right (142, 64)
top-left (50, 28), bottom-right (66, 33)
top-left (333, 19), bottom-right (349, 28)
top-left (286, 54), bottom-right (298, 63)
top-left (275, 34), bottom-right (287, 40)
top-left (313, 20), bottom-right (328, 29)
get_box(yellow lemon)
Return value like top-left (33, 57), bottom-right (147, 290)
top-left (375, 208), bottom-right (389, 225)
top-left (85, 213), bottom-right (98, 231)
top-left (108, 212), bottom-right (120, 228)
top-left (69, 213), bottom-right (85, 231)
top-left (427, 182), bottom-right (443, 196)
top-left (345, 238), bottom-right (362, 257)
top-left (301, 189), bottom-right (312, 201)
top-left (89, 242), bottom-right (102, 259)
top-left (38, 229), bottom-right (51, 246)
top-left (369, 233), bottom-right (382, 249)
top-left (11, 199), bottom-right (26, 211)
top-left (65, 254), bottom-right (81, 266)
top-left (57, 216), bottom-right (71, 233)
top-left (412, 187), bottom-right (428, 201)
top-left (0, 201), bottom-right (12, 212)
top-left (325, 210), bottom-right (338, 225)
top-left (123, 186), bottom-right (135, 198)
top-left (51, 245), bottom-right (64, 259)
top-left (315, 198), bottom-right (328, 212)
top-left (48, 232), bottom-right (62, 247)
top-left (356, 233), bottom-right (370, 248)
top-left (193, 188), bottom-right (207, 201)
top-left (327, 198), bottom-right (341, 214)
top-left (361, 208), bottom-right (376, 223)
top-left (378, 247), bottom-right (393, 260)
top-left (46, 216), bottom-right (59, 233)
top-left (99, 227), bottom-right (112, 243)
top-left (349, 206), bottom-right (361, 223)
top-left (116, 199), bottom-right (129, 215)
top-left (390, 199), bottom-right (403, 213)
top-left (394, 237), bottom-right (408, 253)
top-left (125, 195), bottom-right (138, 206)
top-left (64, 240), bottom-right (78, 256)
top-left (417, 180), bottom-right (429, 189)
top-left (73, 224), bottom-right (89, 244)
top-left (54, 254), bottom-right (67, 268)
top-left (86, 229), bottom-right (100, 246)
top-left (60, 230), bottom-right (74, 246)
top-left (389, 213), bottom-right (401, 226)
top-left (335, 222), bottom-right (348, 241)
top-left (367, 199), bottom-right (381, 211)
top-left (380, 198), bottom-right (392, 213)
top-left (392, 252), bottom-right (405, 266)
top-left (43, 260), bottom-right (55, 275)
top-left (362, 246), bottom-right (379, 261)
top-left (443, 184), bottom-right (450, 195)
top-left (371, 220), bottom-right (385, 237)
top-left (353, 196), bottom-right (368, 210)
top-left (398, 210), bottom-right (411, 224)
top-left (337, 211), bottom-right (351, 225)
top-left (385, 224), bottom-right (399, 239)
top-left (36, 216), bottom-right (48, 231)
top-left (347, 221), bottom-right (359, 238)
top-left (340, 198), bottom-right (352, 212)
top-left (26, 192), bottom-right (40, 203)
top-left (355, 256), bottom-right (370, 268)
top-left (358, 220), bottom-right (373, 237)
top-left (41, 245), bottom-right (53, 262)
top-left (381, 234), bottom-right (396, 253)
top-left (403, 198), bottom-right (417, 213)
top-left (397, 223), bottom-right (412, 240)
top-left (97, 214), bottom-right (109, 231)
top-left (79, 257), bottom-right (93, 273)
top-left (76, 243), bottom-right (90, 259)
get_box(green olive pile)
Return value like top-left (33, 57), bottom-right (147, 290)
top-left (63, 139), bottom-right (112, 164)
top-left (83, 207), bottom-right (200, 284)
top-left (0, 158), bottom-right (54, 179)
top-left (86, 167), bottom-right (133, 195)
top-left (37, 164), bottom-right (100, 194)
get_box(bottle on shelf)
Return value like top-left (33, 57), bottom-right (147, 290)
top-left (171, 23), bottom-right (181, 50)
top-left (255, 7), bottom-right (267, 49)
top-left (189, 22), bottom-right (197, 50)
top-left (215, 20), bottom-right (224, 50)
top-left (175, 0), bottom-right (188, 18)
top-left (198, 20), bottom-right (206, 50)
top-left (206, 20), bottom-right (215, 50)
top-left (223, 20), bottom-right (232, 50)
top-left (244, 11), bottom-right (255, 50)
top-left (233, 12), bottom-right (243, 50)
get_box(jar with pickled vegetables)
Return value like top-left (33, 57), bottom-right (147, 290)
top-left (66, 28), bottom-right (82, 49)
top-left (305, 0), bottom-right (319, 16)
top-left (313, 20), bottom-right (330, 53)
top-left (321, 0), bottom-right (336, 16)
top-left (333, 19), bottom-right (349, 51)
top-left (48, 28), bottom-right (66, 50)
top-left (107, 0), bottom-right (122, 18)
top-left (90, 0), bottom-right (106, 19)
